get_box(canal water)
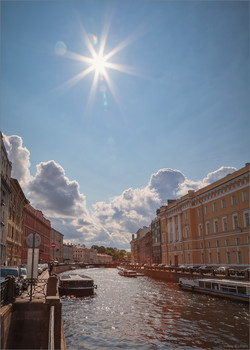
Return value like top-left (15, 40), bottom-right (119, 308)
top-left (61, 268), bottom-right (249, 349)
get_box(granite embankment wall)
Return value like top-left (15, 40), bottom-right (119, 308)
top-left (1, 276), bottom-right (66, 350)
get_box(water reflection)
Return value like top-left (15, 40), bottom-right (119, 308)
top-left (62, 268), bottom-right (249, 349)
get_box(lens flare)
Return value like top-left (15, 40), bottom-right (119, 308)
top-left (55, 41), bottom-right (67, 55)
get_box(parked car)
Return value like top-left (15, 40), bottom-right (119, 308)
top-left (187, 265), bottom-right (200, 273)
top-left (20, 267), bottom-right (28, 290)
top-left (176, 265), bottom-right (187, 272)
top-left (228, 268), bottom-right (237, 276)
top-left (214, 266), bottom-right (229, 275)
top-left (199, 266), bottom-right (213, 274)
top-left (0, 267), bottom-right (23, 295)
top-left (151, 264), bottom-right (158, 267)
top-left (236, 267), bottom-right (250, 277)
top-left (158, 264), bottom-right (166, 270)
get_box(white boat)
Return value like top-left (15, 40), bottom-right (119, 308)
top-left (179, 277), bottom-right (250, 303)
top-left (58, 273), bottom-right (97, 296)
top-left (118, 269), bottom-right (137, 277)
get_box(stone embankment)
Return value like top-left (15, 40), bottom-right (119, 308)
top-left (1, 270), bottom-right (66, 350)
top-left (124, 265), bottom-right (249, 283)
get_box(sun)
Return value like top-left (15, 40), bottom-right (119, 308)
top-left (91, 54), bottom-right (107, 74)
top-left (55, 20), bottom-right (145, 110)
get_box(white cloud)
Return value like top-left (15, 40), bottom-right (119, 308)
top-left (28, 160), bottom-right (89, 219)
top-left (3, 134), bottom-right (32, 189)
top-left (3, 134), bottom-right (238, 249)
top-left (176, 166), bottom-right (237, 196)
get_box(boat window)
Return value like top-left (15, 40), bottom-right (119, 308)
top-left (199, 281), bottom-right (204, 288)
top-left (205, 282), bottom-right (211, 289)
top-left (212, 283), bottom-right (218, 290)
top-left (220, 284), bottom-right (236, 293)
top-left (237, 287), bottom-right (246, 295)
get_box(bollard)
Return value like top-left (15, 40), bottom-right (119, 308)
top-left (47, 276), bottom-right (58, 297)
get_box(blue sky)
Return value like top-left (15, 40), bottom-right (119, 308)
top-left (1, 1), bottom-right (249, 249)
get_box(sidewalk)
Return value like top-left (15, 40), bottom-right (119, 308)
top-left (17, 269), bottom-right (50, 302)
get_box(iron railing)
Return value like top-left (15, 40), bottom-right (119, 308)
top-left (0, 278), bottom-right (11, 306)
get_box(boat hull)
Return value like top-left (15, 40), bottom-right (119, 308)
top-left (59, 286), bottom-right (96, 296)
top-left (179, 282), bottom-right (249, 303)
top-left (58, 272), bottom-right (97, 297)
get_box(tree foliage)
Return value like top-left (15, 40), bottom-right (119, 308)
top-left (91, 245), bottom-right (129, 261)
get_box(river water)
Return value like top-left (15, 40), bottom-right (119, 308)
top-left (61, 268), bottom-right (249, 349)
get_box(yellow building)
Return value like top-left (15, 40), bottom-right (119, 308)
top-left (7, 178), bottom-right (28, 266)
top-left (159, 163), bottom-right (250, 267)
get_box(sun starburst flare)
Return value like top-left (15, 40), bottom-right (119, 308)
top-left (54, 20), bottom-right (146, 112)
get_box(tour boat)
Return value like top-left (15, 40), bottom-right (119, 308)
top-left (179, 278), bottom-right (250, 303)
top-left (118, 269), bottom-right (137, 278)
top-left (58, 273), bottom-right (97, 296)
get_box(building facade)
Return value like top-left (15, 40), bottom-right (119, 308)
top-left (130, 226), bottom-right (152, 265)
top-left (1, 132), bottom-right (12, 265)
top-left (63, 243), bottom-right (74, 263)
top-left (22, 203), bottom-right (51, 264)
top-left (7, 178), bottom-right (28, 266)
top-left (151, 218), bottom-right (161, 264)
top-left (73, 244), bottom-right (98, 264)
top-left (158, 163), bottom-right (250, 267)
top-left (97, 253), bottom-right (113, 264)
top-left (50, 228), bottom-right (64, 263)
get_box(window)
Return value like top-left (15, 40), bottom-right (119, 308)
top-left (188, 254), bottom-right (190, 264)
top-left (216, 240), bottom-right (219, 247)
top-left (185, 225), bottom-right (189, 238)
top-left (214, 219), bottom-right (219, 233)
top-left (217, 252), bottom-right (221, 264)
top-left (208, 241), bottom-right (211, 248)
top-left (213, 202), bottom-right (217, 212)
top-left (225, 239), bottom-right (229, 247)
top-left (204, 206), bottom-right (208, 215)
top-left (232, 214), bottom-right (239, 229)
top-left (231, 195), bottom-right (236, 206)
top-left (185, 212), bottom-right (188, 220)
top-left (201, 252), bottom-right (204, 264)
top-left (243, 211), bottom-right (250, 227)
top-left (237, 251), bottom-right (242, 264)
top-left (221, 199), bottom-right (226, 209)
top-left (242, 190), bottom-right (248, 202)
top-left (209, 253), bottom-right (212, 264)
top-left (200, 242), bottom-right (203, 249)
top-left (235, 237), bottom-right (240, 246)
top-left (198, 223), bottom-right (202, 236)
top-left (206, 221), bottom-right (210, 235)
top-left (222, 217), bottom-right (228, 232)
top-left (197, 208), bottom-right (201, 217)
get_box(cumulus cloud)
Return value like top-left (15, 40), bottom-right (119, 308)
top-left (148, 168), bottom-right (185, 201)
top-left (3, 133), bottom-right (238, 249)
top-left (28, 160), bottom-right (89, 219)
top-left (176, 166), bottom-right (237, 196)
top-left (3, 134), bottom-right (32, 189)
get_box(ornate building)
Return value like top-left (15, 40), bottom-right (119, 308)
top-left (1, 132), bottom-right (12, 265)
top-left (7, 178), bottom-right (28, 266)
top-left (159, 163), bottom-right (250, 267)
top-left (130, 226), bottom-right (152, 265)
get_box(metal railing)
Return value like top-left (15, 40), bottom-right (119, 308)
top-left (20, 278), bottom-right (48, 301)
top-left (0, 278), bottom-right (11, 306)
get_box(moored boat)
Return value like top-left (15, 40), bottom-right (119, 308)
top-left (58, 272), bottom-right (97, 296)
top-left (179, 277), bottom-right (250, 303)
top-left (118, 269), bottom-right (137, 277)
